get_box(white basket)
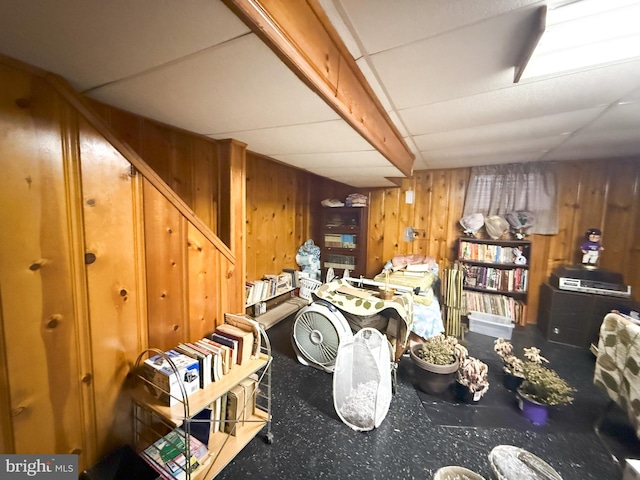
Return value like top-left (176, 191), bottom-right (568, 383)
top-left (299, 278), bottom-right (322, 301)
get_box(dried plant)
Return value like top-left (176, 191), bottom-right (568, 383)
top-left (457, 356), bottom-right (489, 398)
top-left (415, 334), bottom-right (468, 366)
top-left (519, 363), bottom-right (575, 406)
top-left (493, 338), bottom-right (575, 405)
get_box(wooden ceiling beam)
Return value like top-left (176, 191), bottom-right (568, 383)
top-left (223, 0), bottom-right (415, 177)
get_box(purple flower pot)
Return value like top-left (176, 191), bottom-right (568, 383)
top-left (518, 393), bottom-right (548, 425)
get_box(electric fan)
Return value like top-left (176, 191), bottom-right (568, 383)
top-left (291, 300), bottom-right (353, 373)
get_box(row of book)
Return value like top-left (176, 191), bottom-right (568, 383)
top-left (141, 428), bottom-right (208, 480)
top-left (142, 314), bottom-right (261, 406)
top-left (141, 377), bottom-right (260, 480)
top-left (324, 233), bottom-right (357, 249)
top-left (459, 241), bottom-right (524, 264)
top-left (463, 290), bottom-right (527, 325)
top-left (463, 265), bottom-right (528, 292)
top-left (245, 272), bottom-right (293, 306)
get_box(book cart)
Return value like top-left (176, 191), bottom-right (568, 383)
top-left (130, 324), bottom-right (273, 479)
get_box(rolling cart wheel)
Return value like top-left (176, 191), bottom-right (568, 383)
top-left (265, 432), bottom-right (274, 444)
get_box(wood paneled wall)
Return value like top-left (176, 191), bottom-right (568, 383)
top-left (360, 160), bottom-right (640, 324)
top-left (0, 59), bottom-right (240, 470)
top-left (87, 101), bottom-right (220, 235)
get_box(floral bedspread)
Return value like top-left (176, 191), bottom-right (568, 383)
top-left (314, 279), bottom-right (413, 353)
top-left (593, 311), bottom-right (640, 439)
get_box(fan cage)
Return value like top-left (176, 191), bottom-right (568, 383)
top-left (291, 303), bottom-right (352, 372)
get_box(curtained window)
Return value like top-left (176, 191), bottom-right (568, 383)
top-left (463, 162), bottom-right (558, 235)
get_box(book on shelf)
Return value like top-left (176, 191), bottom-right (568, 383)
top-left (224, 384), bottom-right (245, 436)
top-left (174, 343), bottom-right (211, 388)
top-left (200, 337), bottom-right (231, 375)
top-left (208, 333), bottom-right (238, 367)
top-left (190, 408), bottom-right (213, 446)
top-left (194, 340), bottom-right (224, 381)
top-left (141, 428), bottom-right (208, 480)
top-left (214, 323), bottom-right (254, 366)
top-left (224, 313), bottom-right (262, 359)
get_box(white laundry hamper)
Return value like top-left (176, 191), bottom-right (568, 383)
top-left (332, 327), bottom-right (393, 431)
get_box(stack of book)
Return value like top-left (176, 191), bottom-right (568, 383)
top-left (141, 428), bottom-right (208, 480)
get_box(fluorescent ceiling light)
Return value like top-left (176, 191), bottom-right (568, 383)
top-left (517, 0), bottom-right (640, 81)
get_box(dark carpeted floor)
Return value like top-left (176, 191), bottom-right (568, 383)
top-left (214, 315), bottom-right (640, 480)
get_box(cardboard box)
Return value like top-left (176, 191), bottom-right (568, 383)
top-left (143, 350), bottom-right (200, 406)
top-left (468, 311), bottom-right (515, 340)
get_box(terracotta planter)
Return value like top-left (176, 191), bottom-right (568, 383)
top-left (409, 344), bottom-right (459, 395)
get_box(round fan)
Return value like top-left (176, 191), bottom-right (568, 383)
top-left (291, 301), bottom-right (353, 373)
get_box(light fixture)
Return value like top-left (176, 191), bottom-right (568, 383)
top-left (515, 0), bottom-right (640, 83)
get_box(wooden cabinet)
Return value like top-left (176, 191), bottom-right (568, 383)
top-left (458, 238), bottom-right (531, 324)
top-left (320, 207), bottom-right (368, 279)
top-left (537, 282), bottom-right (639, 348)
top-left (131, 325), bottom-right (273, 479)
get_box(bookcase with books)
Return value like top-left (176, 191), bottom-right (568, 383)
top-left (458, 237), bottom-right (531, 325)
top-left (320, 206), bottom-right (368, 279)
top-left (131, 314), bottom-right (273, 479)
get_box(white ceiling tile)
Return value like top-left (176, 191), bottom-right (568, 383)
top-left (414, 108), bottom-right (604, 151)
top-left (88, 34), bottom-right (339, 135)
top-left (336, 0), bottom-right (542, 54)
top-left (580, 102), bottom-right (640, 133)
top-left (545, 128), bottom-right (640, 160)
top-left (0, 0), bottom-right (248, 90)
top-left (399, 59), bottom-right (640, 136)
top-left (209, 120), bottom-right (372, 155)
top-left (369, 7), bottom-right (538, 109)
top-left (423, 151), bottom-right (546, 169)
top-left (273, 150), bottom-right (392, 169)
top-left (422, 135), bottom-right (566, 160)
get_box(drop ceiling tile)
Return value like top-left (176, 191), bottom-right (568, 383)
top-left (424, 135), bottom-right (567, 159)
top-left (580, 102), bottom-right (640, 133)
top-left (273, 150), bottom-right (393, 169)
top-left (209, 119), bottom-right (372, 155)
top-left (423, 150), bottom-right (546, 169)
top-left (413, 108), bottom-right (603, 152)
top-left (0, 0), bottom-right (248, 90)
top-left (399, 59), bottom-right (640, 136)
top-left (88, 34), bottom-right (339, 135)
top-left (336, 0), bottom-right (541, 54)
top-left (367, 6), bottom-right (540, 109)
top-left (546, 129), bottom-right (640, 161)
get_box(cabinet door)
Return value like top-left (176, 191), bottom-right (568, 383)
top-left (538, 284), bottom-right (591, 347)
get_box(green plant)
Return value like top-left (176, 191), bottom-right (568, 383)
top-left (457, 356), bottom-right (489, 398)
top-left (415, 334), bottom-right (468, 365)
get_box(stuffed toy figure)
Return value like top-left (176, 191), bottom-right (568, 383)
top-left (581, 228), bottom-right (603, 266)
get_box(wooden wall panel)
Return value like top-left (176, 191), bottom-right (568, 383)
top-left (78, 117), bottom-right (147, 457)
top-left (143, 180), bottom-right (188, 351)
top-left (245, 153), bottom-right (315, 282)
top-left (0, 65), bottom-right (86, 458)
top-left (364, 161), bottom-right (640, 325)
top-left (187, 223), bottom-right (219, 339)
top-left (87, 100), bottom-right (220, 235)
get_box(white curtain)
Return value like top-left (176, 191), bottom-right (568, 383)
top-left (463, 163), bottom-right (558, 234)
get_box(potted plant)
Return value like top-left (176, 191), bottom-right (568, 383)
top-left (455, 356), bottom-right (489, 403)
top-left (494, 338), bottom-right (525, 391)
top-left (409, 334), bottom-right (467, 395)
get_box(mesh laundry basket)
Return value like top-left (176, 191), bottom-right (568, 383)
top-left (332, 328), bottom-right (393, 431)
top-left (299, 277), bottom-right (322, 301)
